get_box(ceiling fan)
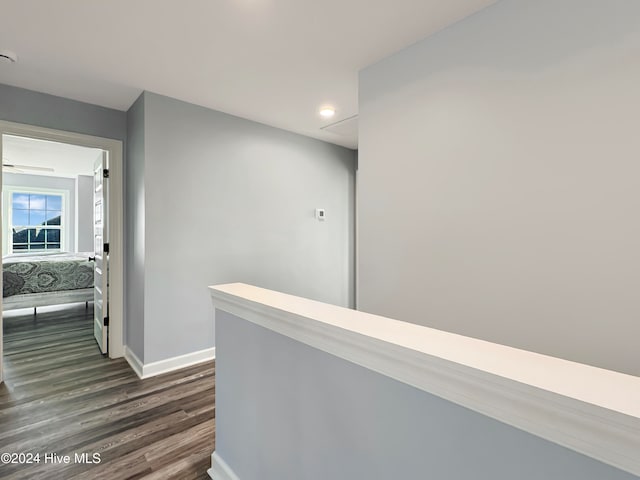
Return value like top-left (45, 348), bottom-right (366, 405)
top-left (2, 157), bottom-right (54, 174)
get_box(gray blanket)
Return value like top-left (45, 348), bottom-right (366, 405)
top-left (3, 252), bottom-right (94, 298)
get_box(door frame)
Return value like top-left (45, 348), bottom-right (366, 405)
top-left (0, 120), bottom-right (124, 382)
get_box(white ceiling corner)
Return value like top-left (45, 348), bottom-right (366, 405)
top-left (0, 0), bottom-right (496, 149)
top-left (321, 115), bottom-right (359, 139)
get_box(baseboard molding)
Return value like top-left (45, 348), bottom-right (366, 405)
top-left (124, 346), bottom-right (144, 378)
top-left (124, 346), bottom-right (215, 379)
top-left (208, 452), bottom-right (240, 480)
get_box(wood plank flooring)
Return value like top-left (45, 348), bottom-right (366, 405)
top-left (0, 304), bottom-right (215, 480)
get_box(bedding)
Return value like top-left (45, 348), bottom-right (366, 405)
top-left (3, 252), bottom-right (94, 298)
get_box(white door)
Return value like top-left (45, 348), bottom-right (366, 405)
top-left (93, 152), bottom-right (109, 353)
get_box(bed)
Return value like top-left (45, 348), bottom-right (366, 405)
top-left (2, 252), bottom-right (94, 311)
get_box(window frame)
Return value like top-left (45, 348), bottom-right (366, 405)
top-left (2, 186), bottom-right (69, 255)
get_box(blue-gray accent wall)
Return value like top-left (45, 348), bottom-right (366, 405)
top-left (357, 0), bottom-right (640, 376)
top-left (125, 93), bottom-right (146, 361)
top-left (1, 84), bottom-right (356, 365)
top-left (216, 309), bottom-right (639, 480)
top-left (129, 91), bottom-right (356, 363)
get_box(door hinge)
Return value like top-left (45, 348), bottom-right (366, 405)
top-left (103, 168), bottom-right (110, 179)
top-left (104, 316), bottom-right (109, 326)
top-left (103, 243), bottom-right (109, 254)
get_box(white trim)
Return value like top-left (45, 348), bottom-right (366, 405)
top-left (208, 452), bottom-right (240, 480)
top-left (209, 283), bottom-right (640, 477)
top-left (124, 346), bottom-right (144, 379)
top-left (143, 347), bottom-right (215, 378)
top-left (0, 120), bottom-right (125, 381)
top-left (105, 138), bottom-right (124, 359)
top-left (125, 346), bottom-right (216, 379)
top-left (353, 163), bottom-right (359, 310)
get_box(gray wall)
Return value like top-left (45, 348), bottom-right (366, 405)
top-left (216, 310), bottom-right (638, 480)
top-left (1, 83), bottom-right (355, 365)
top-left (75, 175), bottom-right (93, 252)
top-left (139, 92), bottom-right (355, 363)
top-left (3, 172), bottom-right (76, 254)
top-left (357, 0), bottom-right (640, 375)
top-left (0, 83), bottom-right (126, 142)
top-left (125, 93), bottom-right (146, 361)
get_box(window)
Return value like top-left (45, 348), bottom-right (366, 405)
top-left (9, 191), bottom-right (65, 252)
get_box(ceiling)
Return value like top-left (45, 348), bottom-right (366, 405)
top-left (3, 135), bottom-right (100, 178)
top-left (0, 0), bottom-right (495, 149)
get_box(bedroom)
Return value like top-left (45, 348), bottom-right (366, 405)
top-left (2, 134), bottom-right (108, 360)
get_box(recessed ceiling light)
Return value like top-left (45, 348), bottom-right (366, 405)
top-left (0, 50), bottom-right (18, 64)
top-left (319, 106), bottom-right (336, 119)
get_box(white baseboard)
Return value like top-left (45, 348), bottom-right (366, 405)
top-left (124, 346), bottom-right (215, 379)
top-left (208, 452), bottom-right (240, 480)
top-left (124, 346), bottom-right (144, 378)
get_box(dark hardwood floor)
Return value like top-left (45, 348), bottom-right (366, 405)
top-left (0, 304), bottom-right (215, 480)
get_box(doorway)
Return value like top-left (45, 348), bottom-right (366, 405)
top-left (0, 120), bottom-right (124, 382)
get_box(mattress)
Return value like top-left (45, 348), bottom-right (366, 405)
top-left (3, 252), bottom-right (94, 298)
